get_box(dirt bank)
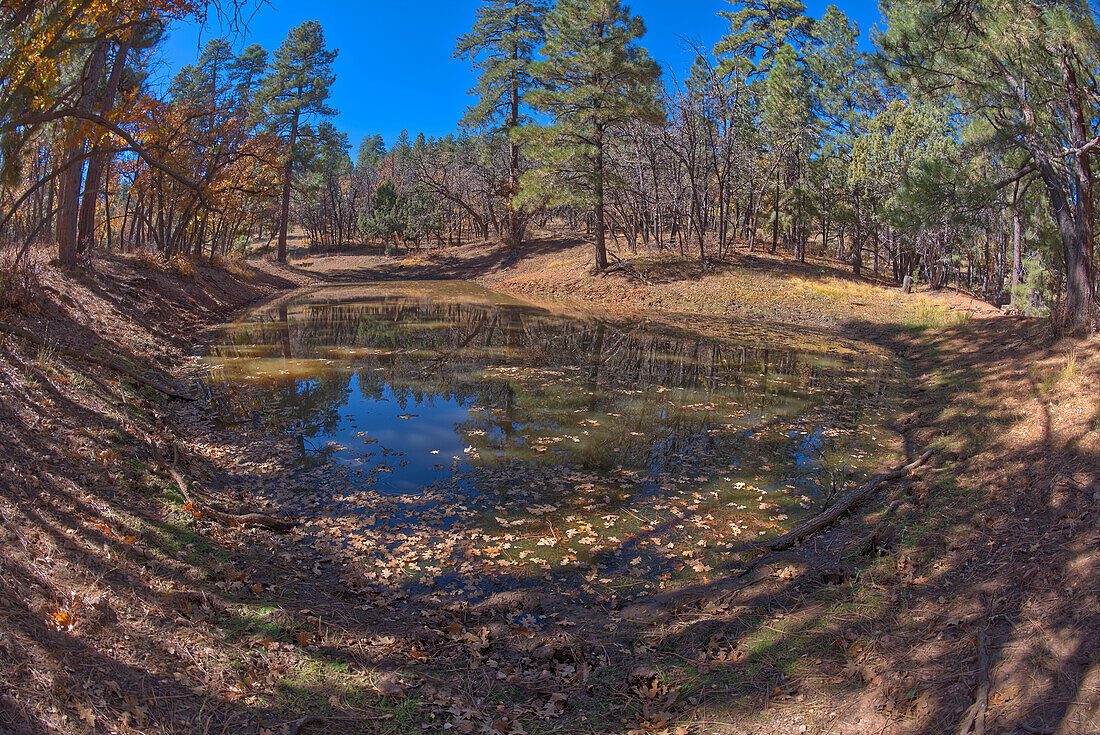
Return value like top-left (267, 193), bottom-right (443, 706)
top-left (287, 234), bottom-right (999, 329)
top-left (0, 254), bottom-right (305, 734)
top-left (2, 241), bottom-right (1096, 735)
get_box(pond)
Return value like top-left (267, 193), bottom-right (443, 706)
top-left (202, 282), bottom-right (898, 597)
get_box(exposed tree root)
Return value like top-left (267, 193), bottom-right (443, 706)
top-left (287, 716), bottom-right (327, 735)
top-left (956, 630), bottom-right (991, 735)
top-left (0, 321), bottom-right (195, 401)
top-left (764, 449), bottom-right (935, 551)
top-left (145, 436), bottom-right (298, 532)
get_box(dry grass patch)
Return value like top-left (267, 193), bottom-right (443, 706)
top-left (210, 253), bottom-right (256, 280)
top-left (0, 248), bottom-right (41, 311)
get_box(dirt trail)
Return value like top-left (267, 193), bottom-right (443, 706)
top-left (0, 243), bottom-right (1095, 735)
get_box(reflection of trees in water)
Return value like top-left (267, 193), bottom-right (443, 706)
top-left (207, 305), bottom-right (353, 447)
top-left (207, 296), bottom-right (894, 473)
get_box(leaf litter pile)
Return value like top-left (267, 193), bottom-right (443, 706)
top-left (182, 283), bottom-right (900, 732)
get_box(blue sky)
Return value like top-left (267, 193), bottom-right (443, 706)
top-left (161, 1), bottom-right (885, 151)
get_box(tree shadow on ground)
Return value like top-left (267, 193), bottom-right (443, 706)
top-left (619, 245), bottom-right (901, 290)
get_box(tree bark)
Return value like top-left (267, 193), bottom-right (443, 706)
top-left (277, 110), bottom-right (301, 264)
top-left (594, 123), bottom-right (609, 271)
top-left (76, 35), bottom-right (132, 256)
top-left (1011, 207), bottom-right (1023, 301)
top-left (56, 39), bottom-right (110, 268)
top-left (852, 188), bottom-right (863, 277)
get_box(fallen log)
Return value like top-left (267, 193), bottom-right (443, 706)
top-left (146, 437), bottom-right (298, 532)
top-left (0, 321), bottom-right (195, 401)
top-left (764, 449), bottom-right (935, 551)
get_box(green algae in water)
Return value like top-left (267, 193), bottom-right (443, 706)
top-left (203, 282), bottom-right (898, 595)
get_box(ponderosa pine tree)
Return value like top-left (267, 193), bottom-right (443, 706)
top-left (257, 21), bottom-right (337, 263)
top-left (761, 42), bottom-right (814, 261)
top-left (805, 6), bottom-right (879, 274)
top-left (230, 44), bottom-right (268, 100)
top-left (455, 0), bottom-right (549, 250)
top-left (521, 0), bottom-right (663, 271)
top-left (715, 0), bottom-right (814, 79)
top-left (358, 135), bottom-right (386, 170)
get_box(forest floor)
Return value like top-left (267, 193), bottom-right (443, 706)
top-left (0, 235), bottom-right (1097, 735)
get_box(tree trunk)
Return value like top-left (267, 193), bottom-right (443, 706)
top-left (277, 110), bottom-right (301, 264)
top-left (852, 188), bottom-right (863, 277)
top-left (1057, 55), bottom-right (1097, 327)
top-left (1011, 207), bottom-right (1023, 301)
top-left (76, 35), bottom-right (131, 256)
top-left (57, 39), bottom-right (110, 268)
top-left (1031, 154), bottom-right (1094, 327)
top-left (771, 168), bottom-right (780, 255)
top-left (594, 125), bottom-right (608, 271)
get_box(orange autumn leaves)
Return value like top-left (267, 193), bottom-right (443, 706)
top-left (1, 1), bottom-right (202, 119)
top-left (116, 92), bottom-right (282, 219)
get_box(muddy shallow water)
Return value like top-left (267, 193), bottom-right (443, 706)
top-left (202, 282), bottom-right (898, 595)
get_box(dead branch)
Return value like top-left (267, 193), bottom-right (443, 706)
top-left (600, 253), bottom-right (654, 285)
top-left (0, 321), bottom-right (195, 401)
top-left (599, 261), bottom-right (653, 284)
top-left (764, 449), bottom-right (935, 551)
top-left (145, 437), bottom-right (298, 533)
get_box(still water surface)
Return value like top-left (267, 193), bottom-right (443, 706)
top-left (203, 282), bottom-right (897, 592)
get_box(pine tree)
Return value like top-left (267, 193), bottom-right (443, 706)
top-left (455, 0), bottom-right (549, 249)
top-left (229, 44), bottom-right (268, 101)
top-left (393, 130), bottom-right (413, 159)
top-left (357, 135), bottom-right (386, 170)
top-left (716, 1), bottom-right (815, 263)
top-left (521, 0), bottom-right (663, 270)
top-left (715, 0), bottom-right (814, 79)
top-left (806, 7), bottom-right (879, 274)
top-left (761, 42), bottom-right (814, 260)
top-left (257, 21), bottom-right (337, 263)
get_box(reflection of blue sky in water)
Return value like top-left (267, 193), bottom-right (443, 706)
top-left (791, 428), bottom-right (826, 469)
top-left (319, 384), bottom-right (473, 494)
